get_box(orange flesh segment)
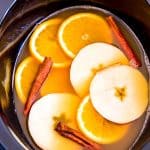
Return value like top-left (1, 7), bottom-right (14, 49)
top-left (77, 96), bottom-right (129, 144)
top-left (40, 67), bottom-right (75, 96)
top-left (59, 13), bottom-right (113, 57)
top-left (15, 57), bottom-right (40, 103)
top-left (36, 23), bottom-right (69, 61)
top-left (30, 19), bottom-right (71, 66)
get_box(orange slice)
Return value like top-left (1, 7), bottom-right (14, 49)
top-left (77, 96), bottom-right (129, 144)
top-left (40, 67), bottom-right (74, 96)
top-left (29, 18), bottom-right (71, 67)
top-left (58, 13), bottom-right (113, 58)
top-left (15, 57), bottom-right (40, 103)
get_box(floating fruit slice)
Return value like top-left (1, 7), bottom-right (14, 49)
top-left (15, 57), bottom-right (40, 103)
top-left (77, 96), bottom-right (129, 144)
top-left (58, 13), bottom-right (113, 58)
top-left (40, 67), bottom-right (75, 96)
top-left (29, 18), bottom-right (71, 67)
top-left (28, 93), bottom-right (82, 150)
top-left (70, 43), bottom-right (129, 97)
top-left (90, 65), bottom-right (148, 124)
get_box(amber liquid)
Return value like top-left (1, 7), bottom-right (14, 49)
top-left (13, 6), bottom-right (149, 150)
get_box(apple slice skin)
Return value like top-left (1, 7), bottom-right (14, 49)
top-left (90, 65), bottom-right (148, 124)
top-left (70, 42), bottom-right (129, 97)
top-left (28, 93), bottom-right (82, 150)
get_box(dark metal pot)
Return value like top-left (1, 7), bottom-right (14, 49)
top-left (0, 0), bottom-right (149, 150)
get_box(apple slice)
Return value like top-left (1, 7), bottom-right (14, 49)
top-left (28, 93), bottom-right (82, 150)
top-left (90, 65), bottom-right (148, 124)
top-left (70, 42), bottom-right (129, 97)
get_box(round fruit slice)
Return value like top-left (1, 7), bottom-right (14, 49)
top-left (70, 42), bottom-right (129, 97)
top-left (40, 67), bottom-right (75, 96)
top-left (90, 65), bottom-right (148, 124)
top-left (15, 57), bottom-right (40, 103)
top-left (28, 93), bottom-right (82, 150)
top-left (58, 13), bottom-right (113, 58)
top-left (77, 96), bottom-right (129, 144)
top-left (29, 18), bottom-right (71, 67)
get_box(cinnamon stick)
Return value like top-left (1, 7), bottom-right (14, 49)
top-left (106, 16), bottom-right (141, 68)
top-left (24, 57), bottom-right (53, 115)
top-left (55, 122), bottom-right (102, 150)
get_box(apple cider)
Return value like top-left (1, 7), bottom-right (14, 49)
top-left (13, 6), bottom-right (149, 150)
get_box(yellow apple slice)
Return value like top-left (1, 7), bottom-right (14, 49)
top-left (90, 65), bottom-right (148, 124)
top-left (28, 93), bottom-right (82, 150)
top-left (70, 42), bottom-right (129, 97)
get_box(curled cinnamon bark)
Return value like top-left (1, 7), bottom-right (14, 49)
top-left (24, 57), bottom-right (53, 115)
top-left (106, 16), bottom-right (141, 68)
top-left (55, 122), bottom-right (102, 150)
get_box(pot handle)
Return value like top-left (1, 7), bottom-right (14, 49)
top-left (0, 117), bottom-right (24, 150)
top-left (143, 143), bottom-right (150, 150)
top-left (146, 0), bottom-right (150, 5)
